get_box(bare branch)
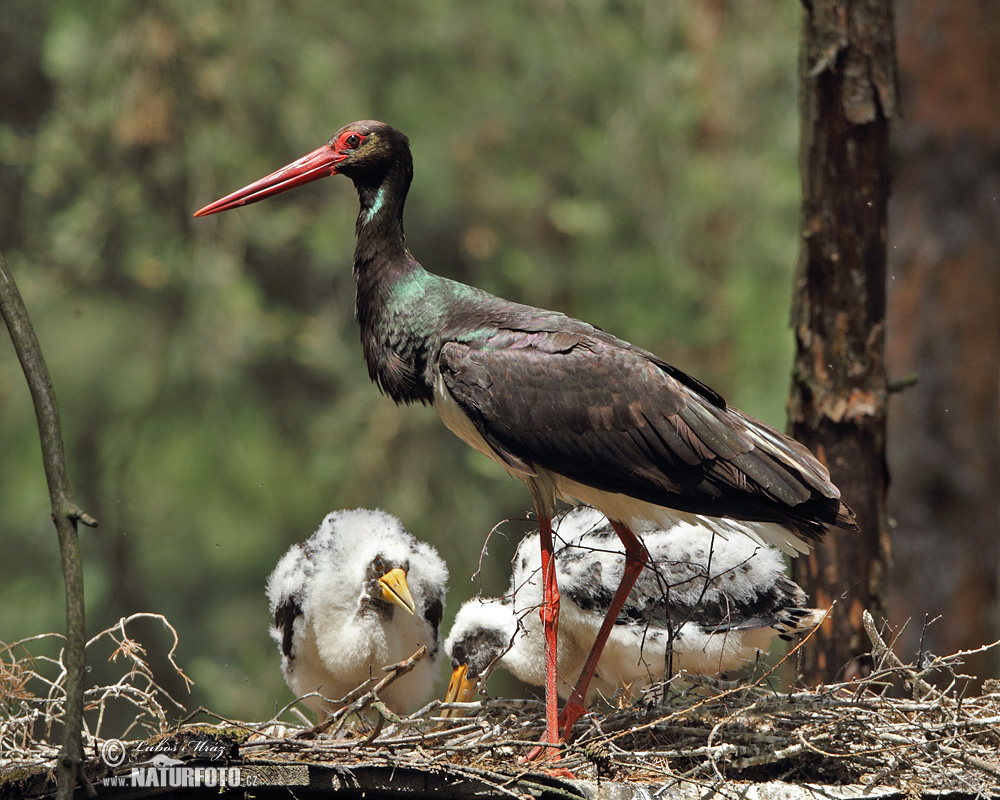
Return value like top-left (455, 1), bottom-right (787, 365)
top-left (0, 249), bottom-right (99, 800)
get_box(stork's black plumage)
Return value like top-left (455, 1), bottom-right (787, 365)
top-left (196, 120), bottom-right (856, 751)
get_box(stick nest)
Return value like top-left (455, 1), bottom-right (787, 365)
top-left (3, 611), bottom-right (999, 798)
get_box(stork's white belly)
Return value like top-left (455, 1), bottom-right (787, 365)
top-left (433, 373), bottom-right (525, 476)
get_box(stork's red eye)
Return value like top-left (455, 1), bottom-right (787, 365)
top-left (344, 133), bottom-right (362, 149)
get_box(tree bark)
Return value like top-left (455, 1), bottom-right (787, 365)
top-left (885, 0), bottom-right (1000, 682)
top-left (789, 0), bottom-right (896, 683)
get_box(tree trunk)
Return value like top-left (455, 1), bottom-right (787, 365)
top-left (789, 0), bottom-right (896, 684)
top-left (885, 0), bottom-right (1000, 683)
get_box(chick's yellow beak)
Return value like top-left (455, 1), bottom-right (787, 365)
top-left (441, 663), bottom-right (480, 718)
top-left (378, 567), bottom-right (416, 615)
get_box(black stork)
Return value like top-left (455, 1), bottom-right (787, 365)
top-left (195, 120), bottom-right (857, 753)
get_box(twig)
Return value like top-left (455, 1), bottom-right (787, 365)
top-left (960, 753), bottom-right (1000, 780)
top-left (863, 610), bottom-right (955, 705)
top-left (316, 646), bottom-right (429, 739)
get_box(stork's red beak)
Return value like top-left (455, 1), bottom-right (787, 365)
top-left (194, 144), bottom-right (347, 217)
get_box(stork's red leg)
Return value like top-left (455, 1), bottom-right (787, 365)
top-left (526, 519), bottom-right (649, 760)
top-left (536, 511), bottom-right (561, 757)
top-left (557, 519), bottom-right (648, 740)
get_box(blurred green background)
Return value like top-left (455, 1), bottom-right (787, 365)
top-left (0, 1), bottom-right (802, 726)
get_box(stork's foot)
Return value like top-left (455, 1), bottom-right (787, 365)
top-left (543, 767), bottom-right (578, 779)
top-left (520, 743), bottom-right (560, 764)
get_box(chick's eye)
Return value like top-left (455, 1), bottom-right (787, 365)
top-left (372, 555), bottom-right (385, 573)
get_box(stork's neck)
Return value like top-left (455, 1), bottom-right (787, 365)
top-left (353, 163), bottom-right (410, 269)
top-left (351, 164), bottom-right (439, 406)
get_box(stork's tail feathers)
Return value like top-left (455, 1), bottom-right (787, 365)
top-left (727, 409), bottom-right (859, 538)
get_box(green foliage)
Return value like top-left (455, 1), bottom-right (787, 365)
top-left (0, 0), bottom-right (800, 724)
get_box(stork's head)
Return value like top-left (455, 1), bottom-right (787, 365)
top-left (194, 121), bottom-right (411, 216)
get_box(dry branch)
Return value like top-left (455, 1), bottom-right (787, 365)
top-left (1, 614), bottom-right (191, 775)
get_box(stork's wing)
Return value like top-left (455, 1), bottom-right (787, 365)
top-left (438, 327), bottom-right (855, 540)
